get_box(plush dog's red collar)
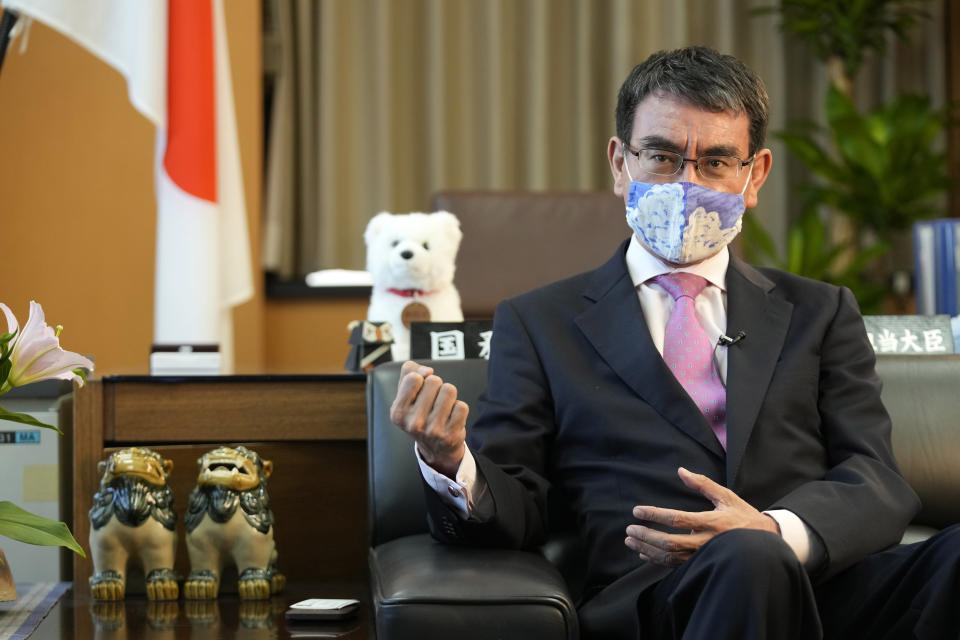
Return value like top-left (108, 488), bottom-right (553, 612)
top-left (386, 287), bottom-right (437, 298)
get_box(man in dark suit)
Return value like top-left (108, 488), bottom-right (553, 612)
top-left (390, 46), bottom-right (959, 639)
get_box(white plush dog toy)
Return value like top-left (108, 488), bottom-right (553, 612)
top-left (365, 211), bottom-right (463, 361)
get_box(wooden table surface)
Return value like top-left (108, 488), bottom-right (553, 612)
top-left (29, 579), bottom-right (371, 640)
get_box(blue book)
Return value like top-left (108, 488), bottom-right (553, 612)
top-left (915, 220), bottom-right (960, 316)
top-left (938, 222), bottom-right (956, 315)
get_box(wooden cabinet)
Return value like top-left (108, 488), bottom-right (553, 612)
top-left (69, 375), bottom-right (368, 589)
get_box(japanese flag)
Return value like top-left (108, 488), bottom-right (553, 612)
top-left (2, 0), bottom-right (254, 371)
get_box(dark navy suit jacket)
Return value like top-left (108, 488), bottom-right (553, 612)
top-left (424, 239), bottom-right (919, 637)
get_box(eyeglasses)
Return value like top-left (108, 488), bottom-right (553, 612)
top-left (623, 144), bottom-right (754, 182)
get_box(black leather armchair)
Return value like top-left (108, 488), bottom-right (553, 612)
top-left (366, 355), bottom-right (960, 639)
top-left (367, 359), bottom-right (580, 640)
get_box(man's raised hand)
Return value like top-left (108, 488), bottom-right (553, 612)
top-left (389, 360), bottom-right (470, 478)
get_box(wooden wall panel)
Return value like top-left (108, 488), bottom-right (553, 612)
top-left (0, 2), bottom-right (264, 375)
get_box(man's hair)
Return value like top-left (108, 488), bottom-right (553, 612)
top-left (615, 46), bottom-right (769, 157)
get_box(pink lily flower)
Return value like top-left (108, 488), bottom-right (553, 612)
top-left (0, 301), bottom-right (94, 391)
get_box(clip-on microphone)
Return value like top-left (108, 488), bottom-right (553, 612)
top-left (717, 330), bottom-right (746, 347)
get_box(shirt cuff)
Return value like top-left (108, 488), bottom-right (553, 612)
top-left (415, 443), bottom-right (479, 518)
top-left (764, 509), bottom-right (811, 565)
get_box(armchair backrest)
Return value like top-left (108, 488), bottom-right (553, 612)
top-left (430, 190), bottom-right (627, 319)
top-left (367, 359), bottom-right (490, 547)
top-left (876, 354), bottom-right (960, 529)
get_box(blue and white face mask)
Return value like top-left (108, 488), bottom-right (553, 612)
top-left (624, 156), bottom-right (752, 264)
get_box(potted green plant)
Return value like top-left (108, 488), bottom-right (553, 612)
top-left (756, 0), bottom-right (930, 93)
top-left (0, 301), bottom-right (92, 601)
top-left (778, 87), bottom-right (951, 239)
top-left (748, 0), bottom-right (950, 313)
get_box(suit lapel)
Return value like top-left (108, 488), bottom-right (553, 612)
top-left (574, 242), bottom-right (726, 459)
top-left (723, 257), bottom-right (793, 486)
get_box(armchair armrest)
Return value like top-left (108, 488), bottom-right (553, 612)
top-left (370, 534), bottom-right (579, 640)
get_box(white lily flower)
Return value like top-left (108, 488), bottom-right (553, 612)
top-left (2, 301), bottom-right (94, 389)
top-left (0, 303), bottom-right (18, 337)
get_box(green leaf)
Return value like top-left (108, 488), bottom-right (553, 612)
top-left (825, 84), bottom-right (856, 122)
top-left (787, 225), bottom-right (806, 274)
top-left (0, 501), bottom-right (85, 557)
top-left (776, 133), bottom-right (838, 178)
top-left (0, 403), bottom-right (62, 434)
top-left (742, 216), bottom-right (783, 267)
top-left (844, 239), bottom-right (891, 273)
top-left (800, 211), bottom-right (826, 273)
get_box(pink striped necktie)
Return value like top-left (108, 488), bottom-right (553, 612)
top-left (653, 273), bottom-right (727, 450)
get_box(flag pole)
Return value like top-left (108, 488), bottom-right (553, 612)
top-left (0, 9), bottom-right (18, 77)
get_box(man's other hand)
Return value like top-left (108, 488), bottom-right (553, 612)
top-left (389, 360), bottom-right (470, 478)
top-left (624, 467), bottom-right (781, 566)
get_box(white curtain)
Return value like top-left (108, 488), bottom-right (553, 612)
top-left (262, 0), bottom-right (947, 277)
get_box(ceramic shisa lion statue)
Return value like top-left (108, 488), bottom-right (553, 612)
top-left (88, 447), bottom-right (179, 600)
top-left (183, 445), bottom-right (285, 600)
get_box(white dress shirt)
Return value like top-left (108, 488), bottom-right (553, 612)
top-left (417, 234), bottom-right (817, 566)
